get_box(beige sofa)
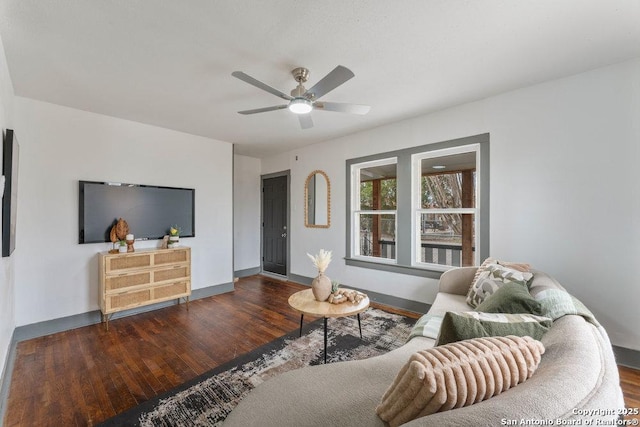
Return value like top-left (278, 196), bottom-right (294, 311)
top-left (224, 267), bottom-right (625, 426)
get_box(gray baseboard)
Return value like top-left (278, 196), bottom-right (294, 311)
top-left (288, 273), bottom-right (430, 315)
top-left (192, 282), bottom-right (234, 299)
top-left (234, 266), bottom-right (261, 278)
top-left (14, 310), bottom-right (102, 342)
top-left (613, 345), bottom-right (640, 370)
top-left (0, 330), bottom-right (17, 426)
top-left (259, 271), bottom-right (289, 281)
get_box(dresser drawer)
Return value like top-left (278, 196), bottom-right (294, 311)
top-left (153, 281), bottom-right (190, 300)
top-left (106, 253), bottom-right (152, 273)
top-left (106, 289), bottom-right (152, 311)
top-left (154, 249), bottom-right (190, 266)
top-left (153, 265), bottom-right (190, 283)
top-left (105, 271), bottom-right (152, 292)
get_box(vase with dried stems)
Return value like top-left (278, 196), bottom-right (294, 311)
top-left (307, 249), bottom-right (333, 301)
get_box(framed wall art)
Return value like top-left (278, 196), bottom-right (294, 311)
top-left (3, 129), bottom-right (19, 257)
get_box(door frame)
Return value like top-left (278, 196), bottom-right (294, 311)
top-left (261, 170), bottom-right (290, 278)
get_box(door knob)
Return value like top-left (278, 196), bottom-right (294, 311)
top-left (281, 233), bottom-right (287, 238)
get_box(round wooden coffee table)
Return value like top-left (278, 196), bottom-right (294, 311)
top-left (288, 288), bottom-right (370, 363)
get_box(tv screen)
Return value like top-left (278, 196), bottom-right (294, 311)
top-left (79, 180), bottom-right (195, 244)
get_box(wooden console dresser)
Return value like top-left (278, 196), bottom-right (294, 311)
top-left (99, 247), bottom-right (191, 329)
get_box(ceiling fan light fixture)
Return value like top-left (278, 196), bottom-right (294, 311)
top-left (288, 97), bottom-right (313, 114)
top-left (232, 66), bottom-right (368, 129)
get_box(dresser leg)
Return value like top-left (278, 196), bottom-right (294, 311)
top-left (102, 313), bottom-right (112, 331)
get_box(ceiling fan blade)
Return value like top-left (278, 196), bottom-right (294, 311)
top-left (298, 114), bottom-right (313, 129)
top-left (314, 102), bottom-right (370, 115)
top-left (232, 71), bottom-right (293, 101)
top-left (303, 65), bottom-right (354, 100)
top-left (238, 105), bottom-right (288, 115)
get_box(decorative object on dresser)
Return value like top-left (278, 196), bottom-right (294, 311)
top-left (99, 247), bottom-right (191, 330)
top-left (125, 233), bottom-right (135, 252)
top-left (108, 217), bottom-right (130, 253)
top-left (168, 225), bottom-right (180, 248)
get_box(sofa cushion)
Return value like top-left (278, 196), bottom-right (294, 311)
top-left (486, 263), bottom-right (533, 285)
top-left (435, 311), bottom-right (552, 346)
top-left (469, 258), bottom-right (532, 292)
top-left (409, 294), bottom-right (469, 342)
top-left (466, 263), bottom-right (533, 308)
top-left (474, 282), bottom-right (544, 315)
top-left (375, 335), bottom-right (545, 427)
top-left (469, 257), bottom-right (496, 288)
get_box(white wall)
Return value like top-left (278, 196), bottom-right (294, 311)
top-left (12, 97), bottom-right (234, 326)
top-left (0, 33), bottom-right (15, 389)
top-left (261, 152), bottom-right (290, 176)
top-left (269, 58), bottom-right (640, 351)
top-left (233, 154), bottom-right (261, 272)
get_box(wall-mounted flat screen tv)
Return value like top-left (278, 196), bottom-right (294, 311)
top-left (79, 180), bottom-right (195, 244)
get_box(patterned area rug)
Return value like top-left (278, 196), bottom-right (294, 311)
top-left (99, 307), bottom-right (415, 427)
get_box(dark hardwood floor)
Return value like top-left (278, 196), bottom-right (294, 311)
top-left (3, 275), bottom-right (639, 426)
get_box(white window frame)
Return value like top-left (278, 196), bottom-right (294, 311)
top-left (350, 157), bottom-right (398, 264)
top-left (411, 144), bottom-right (481, 271)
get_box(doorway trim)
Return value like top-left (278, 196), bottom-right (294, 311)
top-left (261, 170), bottom-right (290, 279)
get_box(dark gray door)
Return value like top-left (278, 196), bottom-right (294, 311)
top-left (263, 175), bottom-right (288, 275)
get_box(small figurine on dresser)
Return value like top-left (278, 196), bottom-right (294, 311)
top-left (108, 218), bottom-right (130, 253)
top-left (168, 225), bottom-right (180, 248)
top-left (125, 234), bottom-right (135, 252)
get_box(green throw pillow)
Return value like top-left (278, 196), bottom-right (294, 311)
top-left (475, 282), bottom-right (544, 315)
top-left (436, 311), bottom-right (552, 346)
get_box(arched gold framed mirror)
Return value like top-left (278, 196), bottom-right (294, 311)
top-left (304, 170), bottom-right (331, 228)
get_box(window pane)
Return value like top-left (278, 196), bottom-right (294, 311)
top-left (421, 155), bottom-right (475, 209)
top-left (358, 213), bottom-right (396, 260)
top-left (419, 213), bottom-right (475, 267)
top-left (360, 164), bottom-right (397, 210)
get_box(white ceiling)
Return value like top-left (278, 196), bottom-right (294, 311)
top-left (0, 1), bottom-right (639, 158)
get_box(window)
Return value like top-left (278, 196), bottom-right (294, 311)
top-left (346, 134), bottom-right (489, 276)
top-left (413, 146), bottom-right (478, 268)
top-left (351, 158), bottom-right (397, 262)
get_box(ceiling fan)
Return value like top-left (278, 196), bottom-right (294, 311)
top-left (231, 65), bottom-right (370, 129)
